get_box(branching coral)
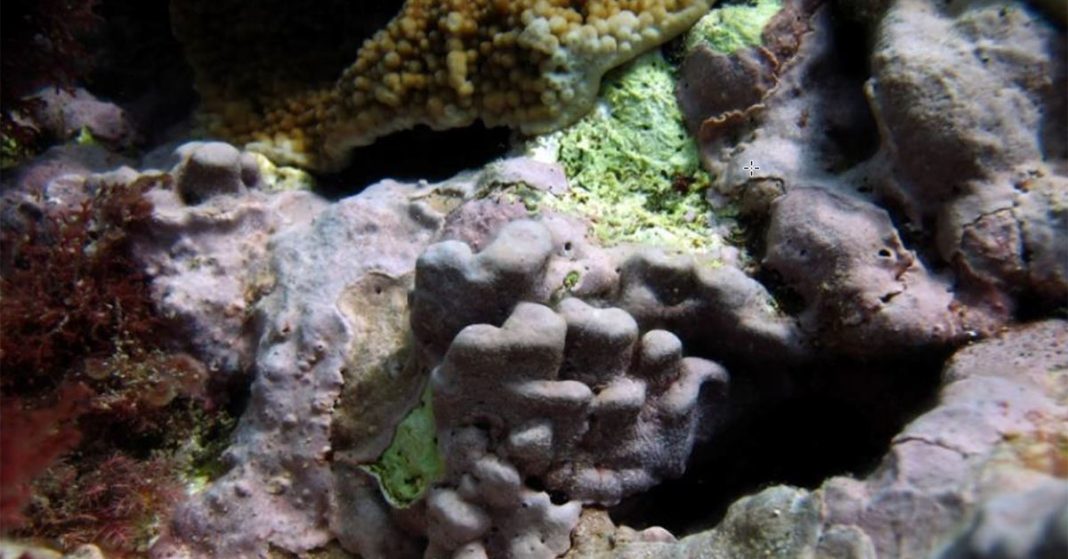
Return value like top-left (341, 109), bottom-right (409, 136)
top-left (172, 0), bottom-right (715, 170)
top-left (425, 299), bottom-right (727, 556)
top-left (433, 299), bottom-right (728, 500)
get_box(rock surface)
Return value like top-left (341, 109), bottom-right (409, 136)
top-left (148, 157), bottom-right (474, 557)
top-left (2, 0), bottom-right (1063, 556)
top-left (565, 320), bottom-right (1068, 558)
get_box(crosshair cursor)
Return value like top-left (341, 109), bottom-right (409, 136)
top-left (742, 160), bottom-right (760, 177)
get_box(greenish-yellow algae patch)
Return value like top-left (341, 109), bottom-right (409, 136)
top-left (685, 0), bottom-right (783, 54)
top-left (364, 387), bottom-right (444, 507)
top-left (543, 50), bottom-right (719, 251)
top-left (249, 152), bottom-right (316, 192)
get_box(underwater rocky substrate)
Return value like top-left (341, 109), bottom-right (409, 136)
top-left (611, 350), bottom-right (949, 536)
top-left (1, 0), bottom-right (1066, 556)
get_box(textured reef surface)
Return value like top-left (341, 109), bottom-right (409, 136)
top-left (0, 0), bottom-right (1065, 558)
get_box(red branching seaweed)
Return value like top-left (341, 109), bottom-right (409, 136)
top-left (0, 175), bottom-right (163, 394)
top-left (0, 171), bottom-right (235, 554)
top-left (0, 383), bottom-right (91, 529)
top-left (23, 451), bottom-right (185, 556)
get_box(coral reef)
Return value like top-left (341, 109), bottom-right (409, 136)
top-left (147, 147), bottom-right (474, 557)
top-left (137, 159), bottom-right (780, 556)
top-left (763, 187), bottom-right (977, 355)
top-left (425, 295), bottom-right (727, 555)
top-left (565, 320), bottom-right (1068, 558)
top-left (2, 0), bottom-right (1065, 555)
top-left (0, 144), bottom-right (234, 557)
top-left (691, 0), bottom-right (1066, 326)
top-left (172, 0), bottom-right (715, 170)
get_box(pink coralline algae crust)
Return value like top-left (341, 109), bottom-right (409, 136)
top-left (763, 187), bottom-right (995, 356)
top-left (416, 227), bottom-right (729, 556)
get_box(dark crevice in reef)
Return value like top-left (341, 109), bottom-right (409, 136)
top-left (1016, 290), bottom-right (1068, 322)
top-left (610, 350), bottom-right (949, 536)
top-left (753, 267), bottom-right (809, 318)
top-left (88, 0), bottom-right (197, 142)
top-left (314, 124), bottom-right (513, 199)
top-left (213, 369), bottom-right (254, 425)
top-left (802, 0), bottom-right (882, 174)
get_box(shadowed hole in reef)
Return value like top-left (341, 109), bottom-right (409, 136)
top-left (88, 0), bottom-right (197, 143)
top-left (610, 351), bottom-right (948, 536)
top-left (314, 124), bottom-right (513, 200)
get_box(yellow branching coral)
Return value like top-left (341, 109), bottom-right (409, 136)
top-left (172, 0), bottom-right (714, 171)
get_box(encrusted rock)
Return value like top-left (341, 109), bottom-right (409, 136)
top-left (172, 142), bottom-right (253, 204)
top-left (577, 320), bottom-right (1068, 558)
top-left (820, 319), bottom-right (1068, 557)
top-left (425, 297), bottom-right (727, 555)
top-left (865, 0), bottom-right (1067, 310)
top-left (939, 480), bottom-right (1068, 559)
top-left (150, 171), bottom-right (468, 558)
top-left (563, 486), bottom-right (822, 559)
top-left (866, 0), bottom-right (1063, 218)
top-left (30, 87), bottom-right (140, 148)
top-left (763, 187), bottom-right (985, 355)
